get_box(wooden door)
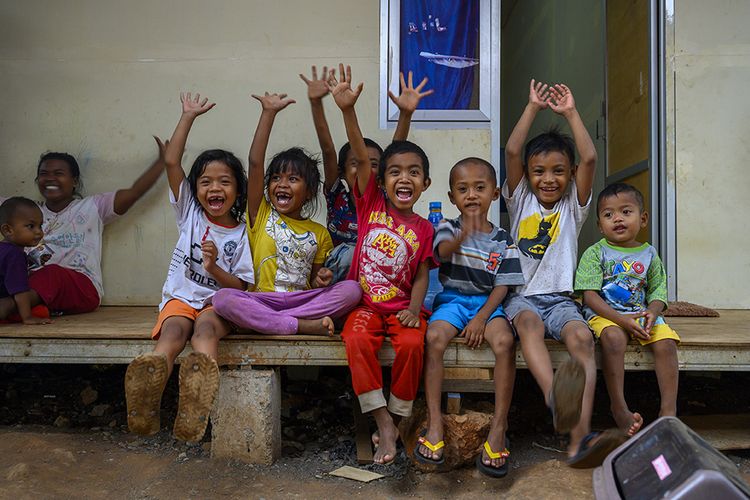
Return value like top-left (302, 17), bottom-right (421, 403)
top-left (606, 0), bottom-right (650, 241)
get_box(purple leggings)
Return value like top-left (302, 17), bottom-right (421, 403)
top-left (212, 280), bottom-right (362, 335)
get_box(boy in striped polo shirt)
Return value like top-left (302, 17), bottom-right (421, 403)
top-left (416, 157), bottom-right (524, 478)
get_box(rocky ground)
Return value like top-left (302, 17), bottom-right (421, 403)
top-left (0, 364), bottom-right (749, 498)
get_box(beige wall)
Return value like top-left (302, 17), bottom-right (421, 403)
top-left (673, 0), bottom-right (750, 308)
top-left (0, 0), bottom-right (489, 305)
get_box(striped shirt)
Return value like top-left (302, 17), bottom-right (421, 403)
top-left (433, 217), bottom-right (525, 295)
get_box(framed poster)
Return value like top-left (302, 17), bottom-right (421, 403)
top-left (380, 0), bottom-right (499, 128)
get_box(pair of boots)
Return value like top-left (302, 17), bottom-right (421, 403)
top-left (124, 352), bottom-right (219, 442)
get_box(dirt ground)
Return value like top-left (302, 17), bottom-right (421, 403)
top-left (1, 365), bottom-right (749, 499)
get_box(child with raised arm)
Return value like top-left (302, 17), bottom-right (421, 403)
top-left (125, 93), bottom-right (254, 442)
top-left (416, 158), bottom-right (524, 477)
top-left (503, 80), bottom-right (624, 468)
top-left (210, 92), bottom-right (361, 336)
top-left (300, 67), bottom-right (432, 282)
top-left (0, 197), bottom-right (51, 324)
top-left (329, 64), bottom-right (434, 465)
top-left (576, 183), bottom-right (678, 436)
top-left (0, 143), bottom-right (166, 315)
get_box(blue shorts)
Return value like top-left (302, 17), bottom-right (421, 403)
top-left (503, 292), bottom-right (589, 342)
top-left (429, 289), bottom-right (507, 331)
top-left (325, 242), bottom-right (355, 284)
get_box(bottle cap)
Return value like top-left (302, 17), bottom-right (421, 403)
top-left (429, 201), bottom-right (442, 210)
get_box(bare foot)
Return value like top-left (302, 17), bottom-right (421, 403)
top-left (0, 297), bottom-right (16, 319)
top-left (372, 430), bottom-right (379, 449)
top-left (613, 409), bottom-right (643, 437)
top-left (373, 421), bottom-right (398, 465)
top-left (22, 317), bottom-right (52, 325)
top-left (297, 317), bottom-right (334, 336)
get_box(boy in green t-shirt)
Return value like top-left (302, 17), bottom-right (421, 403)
top-left (575, 183), bottom-right (679, 437)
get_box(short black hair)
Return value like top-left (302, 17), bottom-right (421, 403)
top-left (524, 128), bottom-right (576, 169)
top-left (379, 140), bottom-right (430, 182)
top-left (0, 197), bottom-right (40, 226)
top-left (337, 138), bottom-right (383, 176)
top-left (187, 149), bottom-right (248, 222)
top-left (36, 152), bottom-right (84, 196)
top-left (265, 147), bottom-right (321, 218)
top-left (449, 157), bottom-right (497, 188)
top-left (596, 182), bottom-right (645, 215)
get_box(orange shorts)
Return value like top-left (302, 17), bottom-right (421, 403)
top-left (151, 299), bottom-right (214, 339)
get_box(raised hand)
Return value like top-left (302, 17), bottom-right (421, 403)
top-left (153, 135), bottom-right (169, 162)
top-left (201, 240), bottom-right (218, 272)
top-left (548, 84), bottom-right (576, 116)
top-left (180, 92), bottom-right (215, 117)
top-left (327, 63), bottom-right (364, 110)
top-left (251, 92), bottom-right (296, 113)
top-left (388, 71), bottom-right (434, 113)
top-left (528, 79), bottom-right (550, 111)
top-left (300, 65), bottom-right (330, 100)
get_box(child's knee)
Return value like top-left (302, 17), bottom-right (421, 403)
top-left (564, 323), bottom-right (594, 353)
top-left (513, 310), bottom-right (543, 334)
top-left (158, 321), bottom-right (191, 345)
top-left (600, 327), bottom-right (628, 352)
top-left (398, 334), bottom-right (425, 356)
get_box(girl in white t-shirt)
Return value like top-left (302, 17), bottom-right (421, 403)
top-left (0, 143), bottom-right (167, 318)
top-left (125, 93), bottom-right (254, 443)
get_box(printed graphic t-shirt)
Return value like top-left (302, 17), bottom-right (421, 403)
top-left (326, 178), bottom-right (358, 247)
top-left (433, 217), bottom-right (525, 295)
top-left (0, 241), bottom-right (30, 298)
top-left (347, 175), bottom-right (435, 315)
top-left (574, 238), bottom-right (668, 317)
top-left (249, 198), bottom-right (332, 293)
top-left (502, 178), bottom-right (590, 296)
top-left (160, 179), bottom-right (254, 310)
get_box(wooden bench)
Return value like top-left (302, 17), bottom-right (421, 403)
top-left (1, 306), bottom-right (748, 463)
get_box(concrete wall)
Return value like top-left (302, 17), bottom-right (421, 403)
top-left (0, 0), bottom-right (489, 304)
top-left (673, 0), bottom-right (750, 308)
top-left (501, 0), bottom-right (606, 251)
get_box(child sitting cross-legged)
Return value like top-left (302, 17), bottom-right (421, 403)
top-left (125, 93), bottom-right (254, 442)
top-left (575, 183), bottom-right (679, 436)
top-left (211, 91), bottom-right (362, 336)
top-left (416, 158), bottom-right (524, 478)
top-left (329, 64), bottom-right (435, 465)
top-left (0, 197), bottom-right (51, 325)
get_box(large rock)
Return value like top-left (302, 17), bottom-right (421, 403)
top-left (400, 401), bottom-right (493, 471)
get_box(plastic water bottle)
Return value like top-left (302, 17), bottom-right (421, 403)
top-left (424, 201), bottom-right (443, 311)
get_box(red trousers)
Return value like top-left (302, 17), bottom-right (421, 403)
top-left (29, 264), bottom-right (99, 314)
top-left (341, 306), bottom-right (428, 415)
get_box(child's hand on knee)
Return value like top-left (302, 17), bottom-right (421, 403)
top-left (461, 317), bottom-right (486, 348)
top-left (620, 313), bottom-right (651, 341)
top-left (396, 309), bottom-right (420, 328)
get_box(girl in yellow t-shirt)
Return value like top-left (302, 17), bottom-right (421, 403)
top-left (212, 91), bottom-right (361, 334)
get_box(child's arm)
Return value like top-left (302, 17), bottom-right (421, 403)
top-left (462, 286), bottom-right (509, 348)
top-left (505, 79), bottom-right (550, 194)
top-left (582, 290), bottom-right (650, 341)
top-left (113, 136), bottom-right (170, 215)
top-left (396, 260), bottom-right (429, 328)
top-left (389, 71), bottom-right (434, 141)
top-left (300, 66), bottom-right (338, 192)
top-left (247, 92), bottom-right (296, 227)
top-left (434, 214), bottom-right (482, 262)
top-left (200, 240), bottom-right (247, 290)
top-left (548, 84), bottom-right (597, 206)
top-left (163, 92), bottom-right (216, 200)
top-left (14, 290), bottom-right (51, 325)
top-left (328, 64), bottom-right (369, 195)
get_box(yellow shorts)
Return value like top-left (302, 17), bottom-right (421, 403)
top-left (151, 299), bottom-right (214, 339)
top-left (588, 315), bottom-right (680, 346)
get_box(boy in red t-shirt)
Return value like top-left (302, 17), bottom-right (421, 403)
top-left (329, 65), bottom-right (433, 465)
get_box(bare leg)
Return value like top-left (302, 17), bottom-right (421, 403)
top-left (651, 339), bottom-right (679, 417)
top-left (561, 321), bottom-right (597, 457)
top-left (154, 316), bottom-right (192, 376)
top-left (0, 297), bottom-right (15, 319)
top-left (372, 406), bottom-right (398, 464)
top-left (600, 326), bottom-right (642, 436)
top-left (480, 318), bottom-right (516, 469)
top-left (418, 320), bottom-right (456, 461)
top-left (190, 310), bottom-right (231, 360)
top-left (513, 311), bottom-right (554, 404)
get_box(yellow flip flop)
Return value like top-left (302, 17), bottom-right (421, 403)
top-left (414, 431), bottom-right (445, 465)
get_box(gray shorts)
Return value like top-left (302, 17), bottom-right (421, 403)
top-left (503, 292), bottom-right (589, 342)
